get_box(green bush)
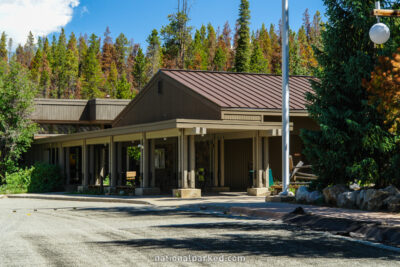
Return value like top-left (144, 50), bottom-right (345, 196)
top-left (28, 162), bottom-right (63, 193)
top-left (0, 162), bottom-right (63, 194)
top-left (0, 167), bottom-right (34, 193)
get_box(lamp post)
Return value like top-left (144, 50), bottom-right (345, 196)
top-left (279, 0), bottom-right (292, 196)
top-left (369, 1), bottom-right (393, 44)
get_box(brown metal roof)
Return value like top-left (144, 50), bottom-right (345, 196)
top-left (161, 69), bottom-right (314, 110)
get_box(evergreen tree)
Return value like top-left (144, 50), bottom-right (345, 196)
top-left (106, 61), bottom-right (118, 97)
top-left (81, 34), bottom-right (104, 99)
top-left (188, 29), bottom-right (207, 70)
top-left (160, 1), bottom-right (192, 69)
top-left (24, 31), bottom-right (35, 67)
top-left (249, 39), bottom-right (267, 73)
top-left (114, 33), bottom-right (129, 75)
top-left (259, 24), bottom-right (271, 72)
top-left (39, 38), bottom-right (51, 97)
top-left (30, 46), bottom-right (42, 83)
top-left (222, 21), bottom-right (233, 70)
top-left (116, 70), bottom-right (132, 99)
top-left (301, 0), bottom-right (399, 188)
top-left (54, 28), bottom-right (68, 98)
top-left (213, 46), bottom-right (227, 71)
top-left (146, 29), bottom-right (162, 78)
top-left (268, 24), bottom-right (281, 74)
top-left (132, 47), bottom-right (147, 90)
top-left (65, 32), bottom-right (79, 97)
top-left (234, 0), bottom-right (251, 72)
top-left (102, 27), bottom-right (115, 75)
top-left (206, 23), bottom-right (217, 70)
top-left (15, 45), bottom-right (25, 66)
top-left (0, 32), bottom-right (7, 61)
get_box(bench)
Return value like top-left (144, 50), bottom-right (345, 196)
top-left (126, 171), bottom-right (136, 186)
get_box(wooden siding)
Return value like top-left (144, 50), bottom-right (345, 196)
top-left (113, 73), bottom-right (221, 127)
top-left (224, 138), bottom-right (252, 190)
top-left (32, 98), bottom-right (130, 123)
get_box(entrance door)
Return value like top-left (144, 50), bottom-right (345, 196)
top-left (224, 138), bottom-right (252, 191)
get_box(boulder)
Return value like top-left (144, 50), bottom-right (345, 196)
top-left (356, 189), bottom-right (366, 208)
top-left (307, 191), bottom-right (323, 203)
top-left (295, 186), bottom-right (309, 202)
top-left (382, 185), bottom-right (400, 196)
top-left (323, 184), bottom-right (348, 205)
top-left (366, 190), bottom-right (390, 211)
top-left (360, 189), bottom-right (376, 210)
top-left (383, 194), bottom-right (400, 211)
top-left (337, 191), bottom-right (358, 209)
top-left (349, 183), bottom-right (361, 191)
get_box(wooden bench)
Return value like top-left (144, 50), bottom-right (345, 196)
top-left (126, 171), bottom-right (136, 186)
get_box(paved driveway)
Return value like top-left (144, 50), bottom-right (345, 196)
top-left (0, 198), bottom-right (399, 266)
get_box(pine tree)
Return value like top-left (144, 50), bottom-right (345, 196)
top-left (160, 1), bottom-right (192, 69)
top-left (132, 47), bottom-right (147, 90)
top-left (222, 21), bottom-right (233, 70)
top-left (188, 29), bottom-right (207, 70)
top-left (106, 61), bottom-right (118, 97)
top-left (301, 0), bottom-right (399, 188)
top-left (65, 32), bottom-right (79, 97)
top-left (146, 29), bottom-right (162, 78)
top-left (53, 28), bottom-right (68, 98)
top-left (259, 24), bottom-right (271, 72)
top-left (15, 45), bottom-right (25, 66)
top-left (269, 24), bottom-right (281, 74)
top-left (206, 23), bottom-right (217, 70)
top-left (213, 46), bottom-right (227, 71)
top-left (116, 71), bottom-right (132, 99)
top-left (249, 39), bottom-right (267, 73)
top-left (39, 38), bottom-right (51, 97)
top-left (81, 34), bottom-right (104, 99)
top-left (0, 32), bottom-right (7, 61)
top-left (102, 27), bottom-right (115, 76)
top-left (30, 46), bottom-right (42, 83)
top-left (234, 0), bottom-right (251, 72)
top-left (24, 31), bottom-right (35, 67)
top-left (114, 33), bottom-right (129, 75)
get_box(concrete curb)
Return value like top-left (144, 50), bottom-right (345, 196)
top-left (6, 194), bottom-right (152, 205)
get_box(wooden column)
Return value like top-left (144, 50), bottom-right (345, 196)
top-left (263, 137), bottom-right (270, 188)
top-left (177, 136), bottom-right (182, 188)
top-left (89, 145), bottom-right (94, 186)
top-left (150, 139), bottom-right (156, 188)
top-left (109, 137), bottom-right (117, 187)
top-left (178, 130), bottom-right (188, 189)
top-left (117, 142), bottom-right (123, 186)
top-left (65, 147), bottom-right (71, 185)
top-left (220, 137), bottom-right (225, 187)
top-left (213, 136), bottom-right (219, 187)
top-left (58, 144), bottom-right (64, 171)
top-left (256, 131), bottom-right (263, 188)
top-left (140, 133), bottom-right (149, 188)
top-left (189, 135), bottom-right (195, 189)
top-left (82, 140), bottom-right (89, 186)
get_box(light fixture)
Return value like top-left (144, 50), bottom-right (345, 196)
top-left (369, 22), bottom-right (390, 44)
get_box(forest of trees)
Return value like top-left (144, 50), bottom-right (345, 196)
top-left (0, 0), bottom-right (323, 99)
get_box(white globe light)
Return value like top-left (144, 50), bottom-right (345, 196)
top-left (369, 22), bottom-right (390, 44)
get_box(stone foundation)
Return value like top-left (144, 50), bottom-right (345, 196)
top-left (247, 187), bottom-right (270, 196)
top-left (135, 187), bottom-right (161, 196)
top-left (172, 188), bottom-right (201, 198)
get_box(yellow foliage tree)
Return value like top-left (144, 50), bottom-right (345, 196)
top-left (363, 48), bottom-right (400, 134)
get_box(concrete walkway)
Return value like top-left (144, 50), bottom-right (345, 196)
top-left (4, 192), bottom-right (400, 227)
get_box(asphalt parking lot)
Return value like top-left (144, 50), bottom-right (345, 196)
top-left (1, 198), bottom-right (399, 266)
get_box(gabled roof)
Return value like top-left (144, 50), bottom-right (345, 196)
top-left (161, 69), bottom-right (314, 110)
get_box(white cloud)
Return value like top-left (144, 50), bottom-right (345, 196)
top-left (0, 0), bottom-right (80, 47)
top-left (80, 6), bottom-right (89, 17)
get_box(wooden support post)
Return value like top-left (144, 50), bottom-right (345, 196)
top-left (65, 147), bottom-right (70, 185)
top-left (257, 131), bottom-right (263, 188)
top-left (89, 145), bottom-right (94, 185)
top-left (263, 137), bottom-right (270, 188)
top-left (189, 135), bottom-right (195, 189)
top-left (117, 142), bottom-right (122, 186)
top-left (220, 137), bottom-right (225, 187)
top-left (82, 140), bottom-right (89, 186)
top-left (109, 136), bottom-right (117, 188)
top-left (213, 135), bottom-right (219, 187)
top-left (178, 135), bottom-right (182, 188)
top-left (182, 134), bottom-right (188, 189)
top-left (150, 139), bottom-right (156, 188)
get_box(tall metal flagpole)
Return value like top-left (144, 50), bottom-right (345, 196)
top-left (280, 0), bottom-right (291, 196)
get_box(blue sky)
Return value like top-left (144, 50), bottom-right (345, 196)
top-left (0, 0), bottom-right (325, 48)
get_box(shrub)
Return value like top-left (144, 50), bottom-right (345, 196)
top-left (0, 167), bottom-right (34, 194)
top-left (28, 162), bottom-right (63, 193)
top-left (0, 162), bottom-right (63, 194)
